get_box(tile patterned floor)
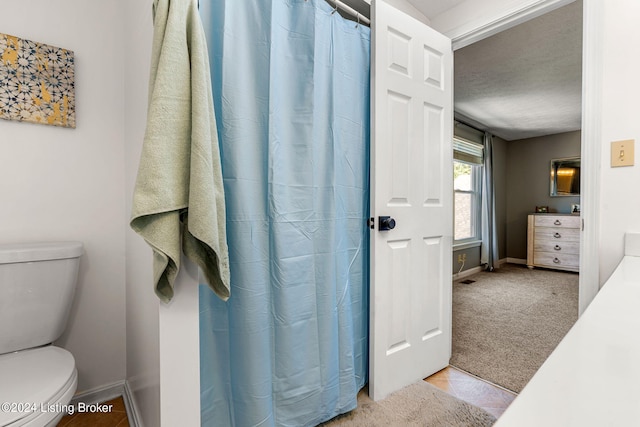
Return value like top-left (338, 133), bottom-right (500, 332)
top-left (57, 396), bottom-right (129, 427)
top-left (425, 365), bottom-right (517, 419)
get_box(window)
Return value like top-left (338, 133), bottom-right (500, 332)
top-left (453, 138), bottom-right (483, 245)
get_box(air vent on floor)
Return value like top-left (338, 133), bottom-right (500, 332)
top-left (460, 279), bottom-right (476, 284)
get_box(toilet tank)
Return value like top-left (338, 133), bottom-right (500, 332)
top-left (0, 242), bottom-right (83, 355)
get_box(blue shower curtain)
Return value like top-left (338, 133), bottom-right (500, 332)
top-left (199, 1), bottom-right (370, 425)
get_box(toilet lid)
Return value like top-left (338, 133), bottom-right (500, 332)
top-left (0, 346), bottom-right (76, 426)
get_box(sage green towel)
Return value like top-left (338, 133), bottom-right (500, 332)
top-left (131, 0), bottom-right (230, 303)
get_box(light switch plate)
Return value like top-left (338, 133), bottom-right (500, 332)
top-left (611, 139), bottom-right (634, 167)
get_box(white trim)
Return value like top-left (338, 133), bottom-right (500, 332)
top-left (578, 0), bottom-right (601, 315)
top-left (123, 381), bottom-right (142, 427)
top-left (70, 380), bottom-right (140, 427)
top-left (454, 161), bottom-right (483, 245)
top-left (450, 0), bottom-right (576, 50)
top-left (71, 380), bottom-right (126, 406)
top-left (453, 240), bottom-right (481, 251)
top-left (451, 258), bottom-right (513, 280)
top-left (159, 258), bottom-right (200, 427)
top-left (452, 265), bottom-right (482, 280)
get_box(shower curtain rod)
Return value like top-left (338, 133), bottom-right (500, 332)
top-left (326, 0), bottom-right (371, 26)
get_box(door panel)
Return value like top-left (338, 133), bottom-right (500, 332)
top-left (370, 0), bottom-right (453, 401)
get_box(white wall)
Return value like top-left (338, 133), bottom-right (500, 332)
top-left (0, 1), bottom-right (126, 393)
top-left (384, 0), bottom-right (431, 25)
top-left (598, 0), bottom-right (640, 284)
top-left (124, 0), bottom-right (162, 425)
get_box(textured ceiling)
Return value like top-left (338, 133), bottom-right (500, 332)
top-left (453, 1), bottom-right (583, 140)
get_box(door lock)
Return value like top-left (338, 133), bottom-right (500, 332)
top-left (378, 216), bottom-right (396, 231)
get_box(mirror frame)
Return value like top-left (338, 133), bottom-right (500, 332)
top-left (550, 157), bottom-right (581, 197)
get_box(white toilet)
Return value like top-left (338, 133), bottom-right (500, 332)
top-left (0, 242), bottom-right (83, 427)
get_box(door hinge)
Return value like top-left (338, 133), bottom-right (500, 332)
top-left (368, 217), bottom-right (375, 229)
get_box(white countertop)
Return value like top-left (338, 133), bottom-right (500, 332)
top-left (496, 255), bottom-right (640, 427)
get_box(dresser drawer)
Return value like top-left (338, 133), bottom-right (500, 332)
top-left (533, 251), bottom-right (579, 269)
top-left (528, 214), bottom-right (581, 272)
top-left (534, 215), bottom-right (580, 229)
top-left (533, 240), bottom-right (580, 255)
top-left (534, 227), bottom-right (580, 242)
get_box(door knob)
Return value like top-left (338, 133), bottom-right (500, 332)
top-left (378, 216), bottom-right (396, 231)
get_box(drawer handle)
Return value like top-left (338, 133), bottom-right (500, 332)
top-left (554, 220), bottom-right (562, 225)
top-left (554, 245), bottom-right (561, 251)
top-left (554, 232), bottom-right (561, 238)
top-left (553, 257), bottom-right (561, 264)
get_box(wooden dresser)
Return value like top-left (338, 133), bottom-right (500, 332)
top-left (527, 214), bottom-right (580, 272)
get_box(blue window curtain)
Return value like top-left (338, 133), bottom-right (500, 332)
top-left (480, 132), bottom-right (499, 270)
top-left (198, 1), bottom-right (370, 425)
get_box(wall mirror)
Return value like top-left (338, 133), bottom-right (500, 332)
top-left (550, 157), bottom-right (580, 196)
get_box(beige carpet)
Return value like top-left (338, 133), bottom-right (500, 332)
top-left (451, 263), bottom-right (579, 393)
top-left (320, 382), bottom-right (496, 426)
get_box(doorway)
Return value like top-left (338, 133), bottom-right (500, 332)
top-left (345, 0), bottom-right (600, 402)
top-left (449, 0), bottom-right (583, 395)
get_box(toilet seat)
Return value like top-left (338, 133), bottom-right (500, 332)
top-left (0, 346), bottom-right (77, 427)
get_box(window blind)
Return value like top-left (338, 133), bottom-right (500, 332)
top-left (453, 137), bottom-right (484, 164)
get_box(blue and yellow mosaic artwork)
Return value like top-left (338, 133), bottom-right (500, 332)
top-left (0, 33), bottom-right (75, 128)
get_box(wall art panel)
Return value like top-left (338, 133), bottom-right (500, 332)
top-left (0, 33), bottom-right (75, 128)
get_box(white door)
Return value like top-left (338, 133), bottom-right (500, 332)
top-left (369, 0), bottom-right (453, 401)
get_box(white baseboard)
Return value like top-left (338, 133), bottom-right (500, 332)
top-left (452, 258), bottom-right (513, 280)
top-left (123, 381), bottom-right (142, 427)
top-left (71, 380), bottom-right (140, 427)
top-left (71, 381), bottom-right (125, 406)
top-left (452, 265), bottom-right (482, 280)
